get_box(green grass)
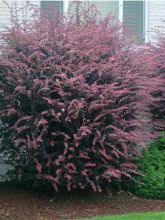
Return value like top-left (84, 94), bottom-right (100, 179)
top-left (80, 212), bottom-right (165, 220)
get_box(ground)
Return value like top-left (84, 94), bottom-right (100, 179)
top-left (0, 186), bottom-right (165, 220)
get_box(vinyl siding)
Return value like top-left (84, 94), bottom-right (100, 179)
top-left (148, 1), bottom-right (165, 42)
top-left (0, 0), bottom-right (40, 31)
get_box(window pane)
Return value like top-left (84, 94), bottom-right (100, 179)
top-left (68, 1), bottom-right (119, 23)
top-left (68, 1), bottom-right (89, 16)
top-left (92, 1), bottom-right (119, 18)
top-left (123, 1), bottom-right (144, 44)
top-left (41, 1), bottom-right (63, 16)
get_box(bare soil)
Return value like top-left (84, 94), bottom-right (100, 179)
top-left (0, 186), bottom-right (165, 220)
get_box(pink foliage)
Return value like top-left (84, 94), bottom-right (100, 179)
top-left (131, 42), bottom-right (165, 131)
top-left (148, 37), bottom-right (165, 129)
top-left (0, 3), bottom-right (162, 191)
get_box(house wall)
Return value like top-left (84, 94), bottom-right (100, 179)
top-left (0, 1), bottom-right (119, 29)
top-left (147, 1), bottom-right (165, 42)
top-left (0, 0), bottom-right (40, 31)
top-left (1, 1), bottom-right (165, 41)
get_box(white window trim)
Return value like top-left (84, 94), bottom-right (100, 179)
top-left (119, 0), bottom-right (123, 22)
top-left (144, 0), bottom-right (149, 42)
top-left (63, 0), bottom-right (69, 16)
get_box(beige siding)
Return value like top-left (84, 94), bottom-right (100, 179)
top-left (148, 1), bottom-right (165, 41)
top-left (0, 0), bottom-right (40, 31)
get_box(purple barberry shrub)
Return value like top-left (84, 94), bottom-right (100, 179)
top-left (0, 3), bottom-right (162, 191)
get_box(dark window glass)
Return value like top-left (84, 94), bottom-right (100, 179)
top-left (123, 1), bottom-right (144, 44)
top-left (41, 1), bottom-right (63, 16)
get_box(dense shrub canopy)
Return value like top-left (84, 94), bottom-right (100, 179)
top-left (148, 37), bottom-right (165, 128)
top-left (0, 4), bottom-right (162, 191)
top-left (134, 132), bottom-right (165, 199)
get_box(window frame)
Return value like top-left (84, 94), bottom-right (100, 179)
top-left (40, 0), bottom-right (149, 43)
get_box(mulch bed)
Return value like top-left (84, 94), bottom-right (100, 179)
top-left (0, 185), bottom-right (165, 220)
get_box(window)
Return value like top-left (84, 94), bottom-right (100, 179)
top-left (40, 1), bottom-right (119, 20)
top-left (41, 1), bottom-right (64, 16)
top-left (123, 1), bottom-right (145, 44)
top-left (39, 1), bottom-right (146, 44)
top-left (92, 1), bottom-right (119, 18)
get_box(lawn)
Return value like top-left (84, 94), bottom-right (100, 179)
top-left (81, 212), bottom-right (165, 220)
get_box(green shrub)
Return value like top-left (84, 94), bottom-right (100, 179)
top-left (134, 132), bottom-right (165, 199)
